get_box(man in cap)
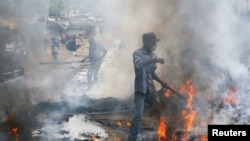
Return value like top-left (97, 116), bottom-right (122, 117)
top-left (127, 32), bottom-right (169, 141)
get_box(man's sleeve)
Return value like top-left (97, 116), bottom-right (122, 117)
top-left (152, 54), bottom-right (157, 71)
top-left (133, 51), bottom-right (144, 69)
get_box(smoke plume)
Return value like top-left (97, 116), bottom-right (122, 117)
top-left (90, 0), bottom-right (250, 125)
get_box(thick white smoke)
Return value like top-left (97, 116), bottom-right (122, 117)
top-left (176, 0), bottom-right (250, 124)
top-left (87, 0), bottom-right (250, 125)
top-left (2, 1), bottom-right (250, 140)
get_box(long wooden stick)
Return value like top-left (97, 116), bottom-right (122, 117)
top-left (164, 86), bottom-right (187, 102)
top-left (39, 57), bottom-right (89, 65)
top-left (39, 61), bottom-right (82, 65)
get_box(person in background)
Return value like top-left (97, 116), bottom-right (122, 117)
top-left (51, 35), bottom-right (60, 62)
top-left (61, 32), bottom-right (67, 44)
top-left (79, 30), bottom-right (84, 40)
top-left (86, 37), bottom-right (107, 89)
top-left (127, 32), bottom-right (169, 141)
top-left (66, 35), bottom-right (80, 68)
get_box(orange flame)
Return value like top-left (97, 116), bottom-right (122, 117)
top-left (205, 93), bottom-right (211, 101)
top-left (4, 115), bottom-right (14, 122)
top-left (9, 127), bottom-right (18, 141)
top-left (164, 90), bottom-right (171, 97)
top-left (114, 137), bottom-right (122, 141)
top-left (117, 120), bottom-right (122, 127)
top-left (157, 116), bottom-right (167, 141)
top-left (199, 135), bottom-right (208, 141)
top-left (180, 80), bottom-right (196, 140)
top-left (126, 122), bottom-right (131, 127)
top-left (182, 110), bottom-right (196, 131)
top-left (11, 128), bottom-right (18, 135)
top-left (225, 87), bottom-right (238, 104)
top-left (91, 135), bottom-right (96, 141)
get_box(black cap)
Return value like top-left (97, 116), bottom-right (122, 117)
top-left (142, 32), bottom-right (159, 44)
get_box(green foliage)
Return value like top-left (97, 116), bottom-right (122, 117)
top-left (49, 0), bottom-right (65, 17)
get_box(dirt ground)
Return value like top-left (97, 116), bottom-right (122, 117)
top-left (36, 34), bottom-right (138, 141)
top-left (35, 37), bottom-right (170, 141)
top-left (36, 34), bottom-right (163, 140)
top-left (0, 32), bottom-right (209, 141)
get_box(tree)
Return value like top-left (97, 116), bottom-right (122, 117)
top-left (49, 0), bottom-right (65, 20)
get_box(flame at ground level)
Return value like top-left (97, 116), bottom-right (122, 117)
top-left (157, 116), bottom-right (167, 141)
